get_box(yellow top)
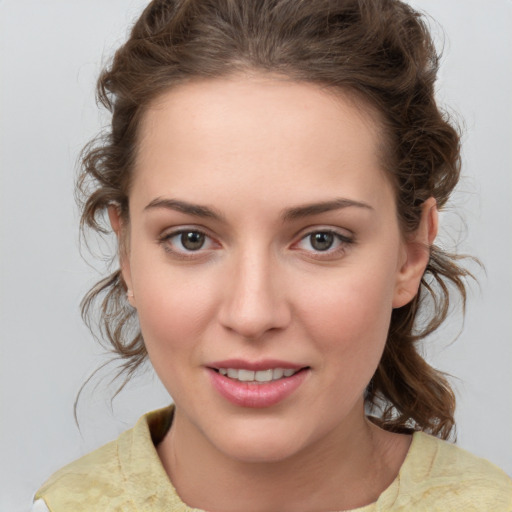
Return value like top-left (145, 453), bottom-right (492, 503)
top-left (35, 406), bottom-right (512, 511)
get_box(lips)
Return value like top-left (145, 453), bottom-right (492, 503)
top-left (207, 360), bottom-right (309, 408)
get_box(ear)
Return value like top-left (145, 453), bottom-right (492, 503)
top-left (108, 205), bottom-right (136, 308)
top-left (392, 197), bottom-right (438, 309)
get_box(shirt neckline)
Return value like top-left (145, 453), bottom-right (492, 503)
top-left (120, 405), bottom-right (431, 512)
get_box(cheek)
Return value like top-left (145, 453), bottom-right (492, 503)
top-left (132, 267), bottom-right (221, 405)
top-left (130, 257), bottom-right (217, 360)
top-left (295, 267), bottom-right (395, 364)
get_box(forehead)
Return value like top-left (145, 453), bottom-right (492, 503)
top-left (132, 75), bottom-right (393, 212)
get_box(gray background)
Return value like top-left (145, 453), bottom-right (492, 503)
top-left (1, 0), bottom-right (511, 510)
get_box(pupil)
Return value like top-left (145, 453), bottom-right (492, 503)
top-left (311, 232), bottom-right (333, 251)
top-left (181, 231), bottom-right (205, 250)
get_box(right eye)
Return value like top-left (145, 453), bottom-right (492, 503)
top-left (176, 231), bottom-right (207, 251)
top-left (159, 229), bottom-right (218, 257)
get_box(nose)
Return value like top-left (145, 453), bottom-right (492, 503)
top-left (218, 249), bottom-right (291, 340)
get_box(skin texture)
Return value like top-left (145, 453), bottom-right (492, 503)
top-left (110, 75), bottom-right (438, 511)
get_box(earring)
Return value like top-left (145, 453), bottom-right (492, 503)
top-left (126, 289), bottom-right (134, 298)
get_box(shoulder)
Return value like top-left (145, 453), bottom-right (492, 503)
top-left (395, 432), bottom-right (512, 511)
top-left (34, 406), bottom-right (178, 512)
top-left (34, 435), bottom-right (132, 511)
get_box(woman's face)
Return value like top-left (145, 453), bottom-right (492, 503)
top-left (119, 76), bottom-right (427, 462)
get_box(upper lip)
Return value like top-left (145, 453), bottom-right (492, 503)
top-left (207, 359), bottom-right (306, 371)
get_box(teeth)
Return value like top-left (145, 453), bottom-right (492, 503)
top-left (217, 367), bottom-right (299, 383)
top-left (273, 368), bottom-right (284, 379)
top-left (238, 369), bottom-right (255, 381)
top-left (255, 369), bottom-right (273, 382)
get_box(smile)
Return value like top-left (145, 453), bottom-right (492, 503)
top-left (216, 368), bottom-right (299, 383)
top-left (208, 364), bottom-right (310, 408)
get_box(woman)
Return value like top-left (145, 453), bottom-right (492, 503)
top-left (33, 0), bottom-right (512, 510)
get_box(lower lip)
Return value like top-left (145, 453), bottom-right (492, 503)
top-left (208, 368), bottom-right (309, 408)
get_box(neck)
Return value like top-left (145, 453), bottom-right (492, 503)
top-left (157, 404), bottom-right (410, 512)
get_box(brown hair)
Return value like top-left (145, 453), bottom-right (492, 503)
top-left (78, 0), bottom-right (472, 439)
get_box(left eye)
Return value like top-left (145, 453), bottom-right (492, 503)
top-left (295, 231), bottom-right (351, 252)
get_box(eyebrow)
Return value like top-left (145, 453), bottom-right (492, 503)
top-left (281, 198), bottom-right (374, 221)
top-left (144, 197), bottom-right (373, 222)
top-left (144, 198), bottom-right (225, 221)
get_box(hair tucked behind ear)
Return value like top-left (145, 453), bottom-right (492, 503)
top-left (366, 247), bottom-right (474, 439)
top-left (78, 0), bottom-right (475, 439)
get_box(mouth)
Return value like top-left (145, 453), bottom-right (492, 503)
top-left (211, 367), bottom-right (304, 383)
top-left (207, 362), bottom-right (310, 408)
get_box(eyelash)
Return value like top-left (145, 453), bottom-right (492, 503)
top-left (158, 228), bottom-right (218, 260)
top-left (158, 228), bottom-right (354, 260)
top-left (292, 229), bottom-right (354, 259)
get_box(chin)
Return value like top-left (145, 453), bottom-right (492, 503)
top-left (205, 417), bottom-right (315, 464)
